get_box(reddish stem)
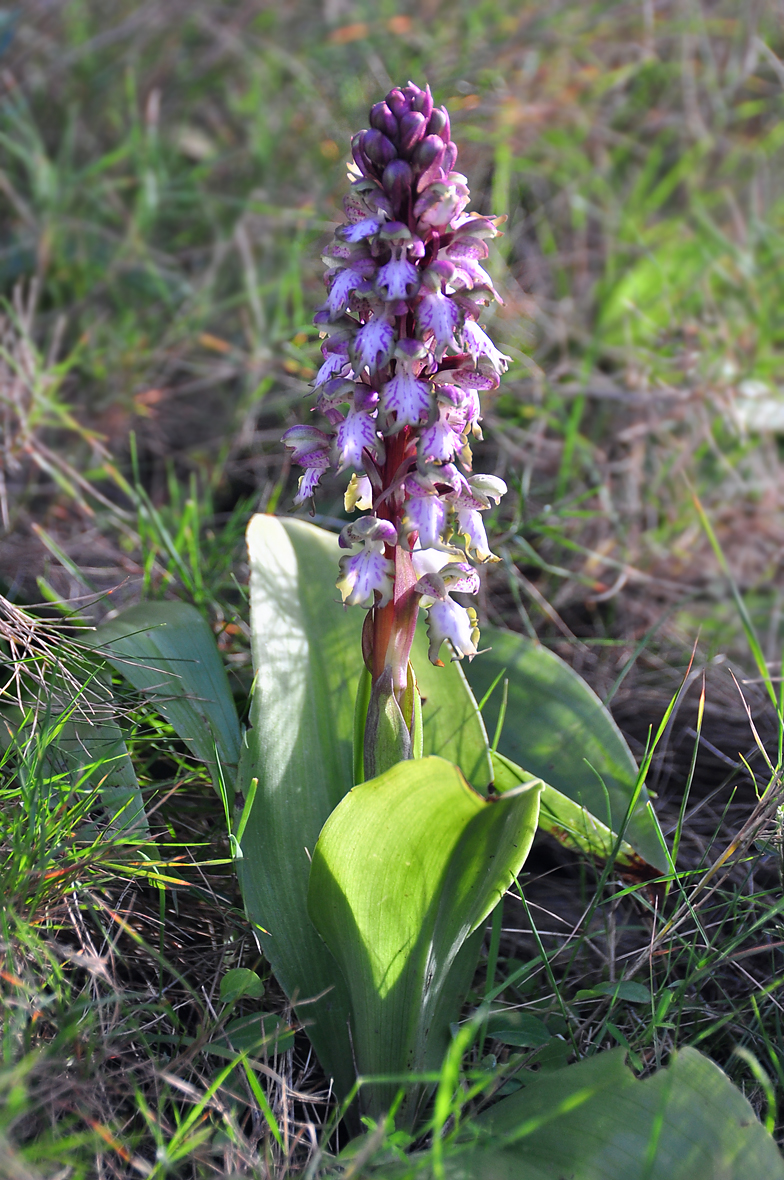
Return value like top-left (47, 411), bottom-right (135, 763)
top-left (370, 424), bottom-right (419, 694)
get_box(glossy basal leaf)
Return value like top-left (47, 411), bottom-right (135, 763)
top-left (491, 751), bottom-right (656, 880)
top-left (89, 601), bottom-right (241, 793)
top-left (214, 1012), bottom-right (295, 1057)
top-left (485, 1011), bottom-right (551, 1049)
top-left (241, 514), bottom-right (359, 1096)
top-left (414, 647), bottom-right (492, 789)
top-left (239, 515), bottom-right (494, 1098)
top-left (307, 755), bottom-right (541, 1126)
top-left (43, 663), bottom-right (151, 840)
top-left (465, 626), bottom-right (668, 873)
top-left (441, 1047), bottom-right (784, 1179)
top-left (219, 968), bottom-right (265, 1003)
top-left (55, 712), bottom-right (151, 838)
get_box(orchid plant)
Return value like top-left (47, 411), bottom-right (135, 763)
top-left (28, 81), bottom-right (784, 1173)
top-left (67, 84), bottom-right (686, 1143)
top-left (283, 81), bottom-right (508, 778)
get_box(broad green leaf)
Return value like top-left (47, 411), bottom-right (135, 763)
top-left (465, 626), bottom-right (667, 873)
top-left (414, 650), bottom-right (492, 790)
top-left (55, 712), bottom-right (151, 839)
top-left (574, 981), bottom-right (651, 1004)
top-left (219, 968), bottom-right (264, 1003)
top-left (239, 516), bottom-right (493, 1098)
top-left (492, 751), bottom-right (658, 881)
top-left (88, 601), bottom-right (241, 792)
top-left (439, 1047), bottom-right (784, 1179)
top-left (40, 662), bottom-right (151, 841)
top-left (307, 755), bottom-right (541, 1126)
top-left (212, 1012), bottom-right (295, 1057)
top-left (240, 514), bottom-right (361, 1098)
top-left (485, 1011), bottom-right (551, 1048)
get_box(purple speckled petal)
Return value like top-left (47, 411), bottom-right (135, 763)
top-left (413, 570), bottom-right (447, 600)
top-left (294, 465), bottom-right (327, 506)
top-left (327, 268), bottom-right (364, 318)
top-left (337, 546), bottom-right (394, 608)
top-left (403, 490), bottom-right (447, 549)
top-left (461, 387), bottom-right (481, 433)
top-left (314, 351), bottom-right (351, 387)
top-left (352, 319), bottom-right (396, 374)
top-left (282, 424), bottom-right (333, 466)
top-left (376, 256), bottom-right (420, 301)
top-left (340, 515), bottom-right (398, 547)
top-left (336, 408), bottom-right (378, 471)
top-left (381, 370), bottom-right (432, 426)
top-left (417, 291), bottom-right (460, 359)
top-left (445, 237), bottom-right (490, 261)
top-left (461, 320), bottom-right (511, 374)
top-left (339, 217), bottom-right (383, 242)
top-left (418, 406), bottom-right (463, 463)
top-left (425, 597), bottom-right (479, 663)
top-left (439, 364), bottom-right (499, 391)
top-left (441, 562), bottom-right (481, 595)
top-left (450, 256), bottom-right (495, 292)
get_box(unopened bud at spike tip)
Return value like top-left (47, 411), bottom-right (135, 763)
top-left (426, 107), bottom-right (450, 141)
top-left (398, 111), bottom-right (427, 156)
top-left (381, 158), bottom-right (414, 213)
top-left (386, 88), bottom-right (408, 118)
top-left (362, 128), bottom-right (398, 168)
top-left (412, 134), bottom-right (445, 173)
top-left (351, 132), bottom-right (372, 178)
top-left (370, 101), bottom-right (399, 141)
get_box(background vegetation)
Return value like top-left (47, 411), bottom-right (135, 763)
top-left (3, 1), bottom-right (784, 1175)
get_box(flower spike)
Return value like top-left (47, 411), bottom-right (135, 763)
top-left (282, 81), bottom-right (511, 772)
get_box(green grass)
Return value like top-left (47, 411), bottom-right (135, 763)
top-left (3, 0), bottom-right (784, 1174)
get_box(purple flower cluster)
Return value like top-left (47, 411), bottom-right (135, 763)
top-left (283, 81), bottom-right (509, 673)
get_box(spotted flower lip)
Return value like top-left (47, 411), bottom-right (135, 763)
top-left (376, 255), bottom-right (420, 302)
top-left (337, 545), bottom-right (395, 608)
top-left (283, 79), bottom-right (512, 670)
top-left (352, 319), bottom-right (396, 375)
top-left (381, 364), bottom-right (432, 429)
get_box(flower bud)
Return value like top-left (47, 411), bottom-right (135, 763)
top-left (386, 88), bottom-right (408, 118)
top-left (381, 159), bottom-right (414, 214)
top-left (426, 107), bottom-right (450, 142)
top-left (362, 128), bottom-right (398, 168)
top-left (370, 101), bottom-right (399, 141)
top-left (409, 83), bottom-right (433, 119)
top-left (351, 132), bottom-right (372, 177)
top-left (398, 111), bottom-right (427, 156)
top-left (443, 141), bottom-right (458, 174)
top-left (412, 134), bottom-right (444, 172)
top-left (340, 516), bottom-right (398, 548)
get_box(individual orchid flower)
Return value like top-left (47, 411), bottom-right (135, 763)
top-left (402, 472), bottom-right (450, 550)
top-left (282, 81), bottom-right (511, 775)
top-left (376, 249), bottom-right (420, 302)
top-left (449, 473), bottom-right (508, 562)
top-left (414, 564), bottom-right (481, 665)
top-left (417, 288), bottom-right (460, 360)
top-left (335, 389), bottom-right (380, 471)
top-left (282, 425), bottom-right (333, 506)
top-left (337, 517), bottom-right (397, 608)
